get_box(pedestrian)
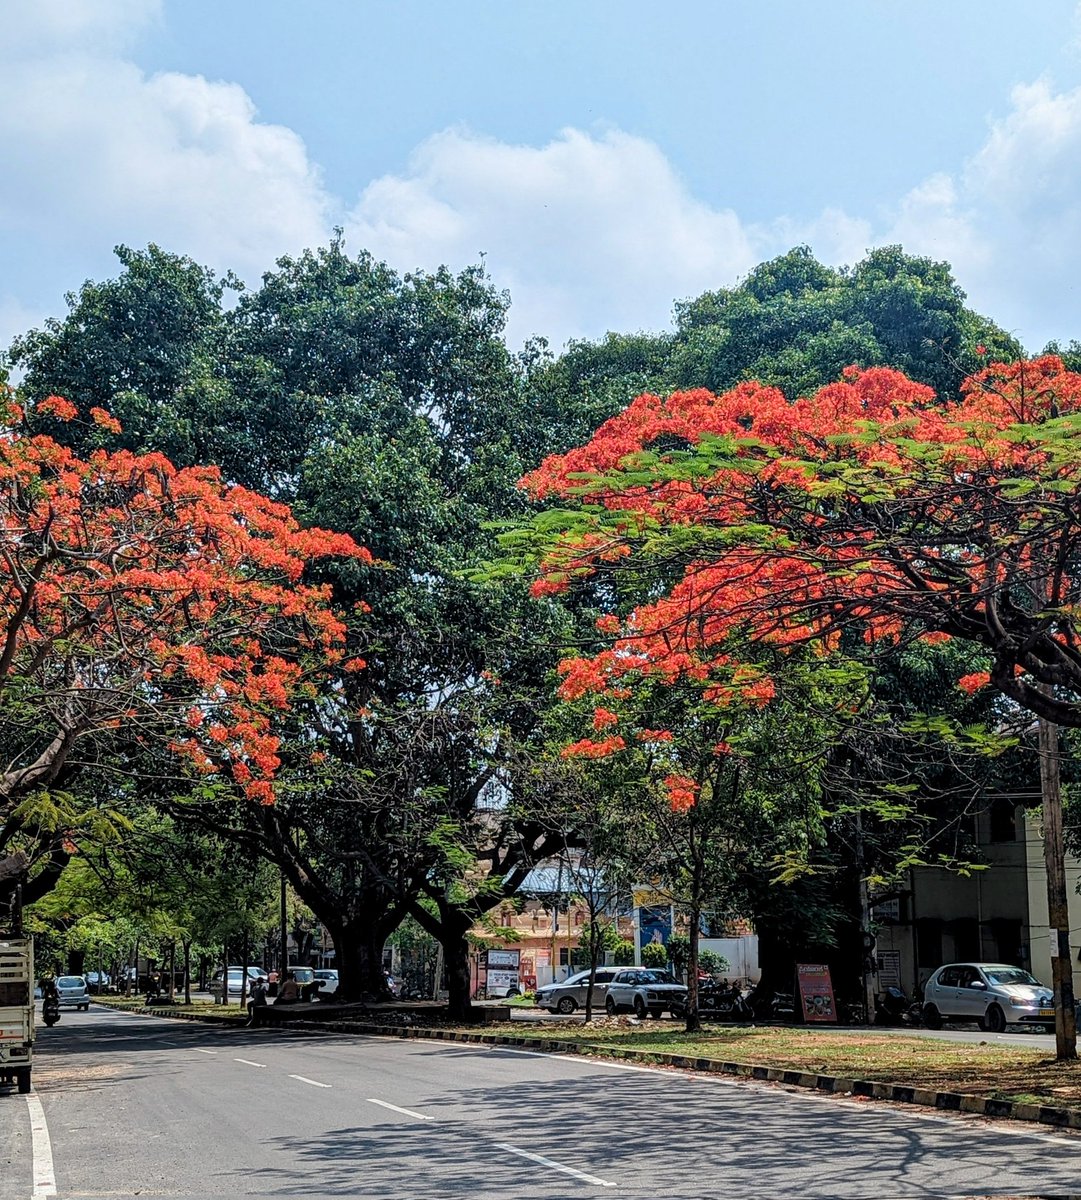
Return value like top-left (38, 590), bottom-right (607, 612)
top-left (277, 970), bottom-right (301, 1003)
top-left (246, 975), bottom-right (268, 1026)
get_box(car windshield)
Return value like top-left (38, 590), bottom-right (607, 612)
top-left (642, 971), bottom-right (678, 985)
top-left (985, 968), bottom-right (1041, 987)
top-left (57, 977), bottom-right (84, 987)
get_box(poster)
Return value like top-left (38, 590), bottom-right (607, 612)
top-left (796, 962), bottom-right (837, 1022)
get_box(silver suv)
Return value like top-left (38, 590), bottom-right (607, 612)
top-left (922, 962), bottom-right (1053, 1033)
top-left (536, 968), bottom-right (619, 1014)
top-left (604, 968), bottom-right (687, 1018)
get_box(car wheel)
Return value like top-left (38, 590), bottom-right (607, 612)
top-left (633, 995), bottom-right (647, 1019)
top-left (922, 1003), bottom-right (943, 1030)
top-left (984, 1004), bottom-right (1007, 1034)
top-left (557, 995), bottom-right (577, 1015)
top-left (16, 1068), bottom-right (31, 1094)
top-left (605, 995), bottom-right (617, 1016)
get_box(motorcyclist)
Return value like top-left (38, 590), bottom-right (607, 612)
top-left (41, 976), bottom-right (59, 1004)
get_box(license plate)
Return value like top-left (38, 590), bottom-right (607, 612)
top-left (1039, 1008), bottom-right (1054, 1017)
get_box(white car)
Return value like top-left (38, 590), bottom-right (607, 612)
top-left (313, 969), bottom-right (338, 996)
top-left (55, 975), bottom-right (90, 1010)
top-left (210, 966), bottom-right (267, 999)
top-left (604, 968), bottom-right (687, 1018)
top-left (536, 968), bottom-right (619, 1014)
top-left (922, 962), bottom-right (1054, 1033)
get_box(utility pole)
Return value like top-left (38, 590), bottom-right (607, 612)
top-left (279, 873), bottom-right (289, 982)
top-left (1038, 711), bottom-right (1077, 1060)
top-left (855, 810), bottom-right (877, 1025)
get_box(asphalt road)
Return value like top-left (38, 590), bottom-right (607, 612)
top-left (3, 1004), bottom-right (1081, 1199)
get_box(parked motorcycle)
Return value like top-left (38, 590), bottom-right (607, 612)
top-left (874, 984), bottom-right (922, 1026)
top-left (699, 979), bottom-right (754, 1020)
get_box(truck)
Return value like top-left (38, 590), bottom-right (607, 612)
top-left (0, 936), bottom-right (34, 1094)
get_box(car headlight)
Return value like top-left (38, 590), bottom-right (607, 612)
top-left (647, 991), bottom-right (660, 999)
top-left (1009, 997), bottom-right (1035, 1008)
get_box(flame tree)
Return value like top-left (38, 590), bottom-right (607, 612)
top-left (0, 391), bottom-right (366, 913)
top-left (516, 356), bottom-right (1081, 1057)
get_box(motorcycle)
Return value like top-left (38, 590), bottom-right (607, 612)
top-left (874, 984), bottom-right (922, 1026)
top-left (42, 996), bottom-right (60, 1027)
top-left (699, 979), bottom-right (754, 1020)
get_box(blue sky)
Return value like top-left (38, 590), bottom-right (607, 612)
top-left (4, 1), bottom-right (1081, 357)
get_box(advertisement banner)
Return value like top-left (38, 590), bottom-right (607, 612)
top-left (484, 949), bottom-right (520, 969)
top-left (796, 963), bottom-right (837, 1023)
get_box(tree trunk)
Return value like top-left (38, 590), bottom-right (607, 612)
top-left (1039, 712), bottom-right (1077, 1060)
top-left (182, 941), bottom-right (191, 1005)
top-left (168, 942), bottom-right (176, 1002)
top-left (332, 918), bottom-right (396, 1003)
top-left (443, 922), bottom-right (473, 1022)
top-left (685, 892), bottom-right (702, 1033)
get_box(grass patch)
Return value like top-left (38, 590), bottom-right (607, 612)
top-left (94, 995), bottom-right (246, 1020)
top-left (474, 1021), bottom-right (1081, 1106)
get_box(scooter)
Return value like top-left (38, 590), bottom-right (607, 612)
top-left (42, 996), bottom-right (60, 1026)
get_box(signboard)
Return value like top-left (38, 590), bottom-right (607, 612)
top-left (484, 949), bottom-right (521, 969)
top-left (795, 963), bottom-right (837, 1023)
top-left (877, 950), bottom-right (902, 990)
top-left (486, 969), bottom-right (520, 994)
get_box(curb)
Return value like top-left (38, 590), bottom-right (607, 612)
top-left (95, 1002), bottom-right (1081, 1132)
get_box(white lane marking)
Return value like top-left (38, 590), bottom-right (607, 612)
top-left (288, 1074), bottom-right (331, 1088)
top-left (234, 1058), bottom-right (265, 1068)
top-left (25, 1093), bottom-right (58, 1198)
top-left (491, 1046), bottom-right (663, 1074)
top-left (191, 1048), bottom-right (217, 1055)
top-left (365, 1098), bottom-right (433, 1121)
top-left (156, 1040), bottom-right (179, 1046)
top-left (495, 1142), bottom-right (614, 1188)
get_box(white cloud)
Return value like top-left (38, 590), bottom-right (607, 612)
top-left (0, 0), bottom-right (330, 292)
top-left (346, 127), bottom-right (762, 348)
top-left (6, 1), bottom-right (1081, 358)
top-left (872, 79), bottom-right (1081, 347)
top-left (3, 0), bottom-right (162, 53)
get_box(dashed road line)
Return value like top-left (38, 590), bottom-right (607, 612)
top-left (495, 1142), bottom-right (614, 1188)
top-left (234, 1058), bottom-right (265, 1068)
top-left (288, 1074), bottom-right (331, 1088)
top-left (365, 1098), bottom-right (433, 1121)
top-left (191, 1048), bottom-right (217, 1055)
top-left (25, 1093), bottom-right (57, 1198)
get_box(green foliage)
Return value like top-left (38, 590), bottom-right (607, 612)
top-left (641, 941), bottom-right (668, 968)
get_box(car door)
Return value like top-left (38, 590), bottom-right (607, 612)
top-left (954, 965), bottom-right (987, 1020)
top-left (934, 966), bottom-right (961, 1016)
top-left (578, 968), bottom-right (614, 1007)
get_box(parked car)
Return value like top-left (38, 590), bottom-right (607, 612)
top-left (210, 966), bottom-right (267, 1000)
top-left (536, 968), bottom-right (620, 1014)
top-left (922, 962), bottom-right (1054, 1033)
top-left (55, 975), bottom-right (90, 1010)
top-left (85, 970), bottom-right (111, 993)
top-left (313, 969), bottom-right (338, 997)
top-left (604, 968), bottom-right (688, 1018)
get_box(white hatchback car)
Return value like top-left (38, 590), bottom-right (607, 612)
top-left (922, 962), bottom-right (1054, 1033)
top-left (56, 975), bottom-right (90, 1010)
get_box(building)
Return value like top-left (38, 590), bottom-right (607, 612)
top-left (874, 799), bottom-right (1081, 997)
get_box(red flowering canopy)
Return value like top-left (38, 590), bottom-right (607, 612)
top-left (521, 357), bottom-right (1081, 730)
top-left (0, 393), bottom-right (368, 811)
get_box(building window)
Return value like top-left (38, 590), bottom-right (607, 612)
top-left (989, 798), bottom-right (1017, 843)
top-left (916, 919), bottom-right (943, 970)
